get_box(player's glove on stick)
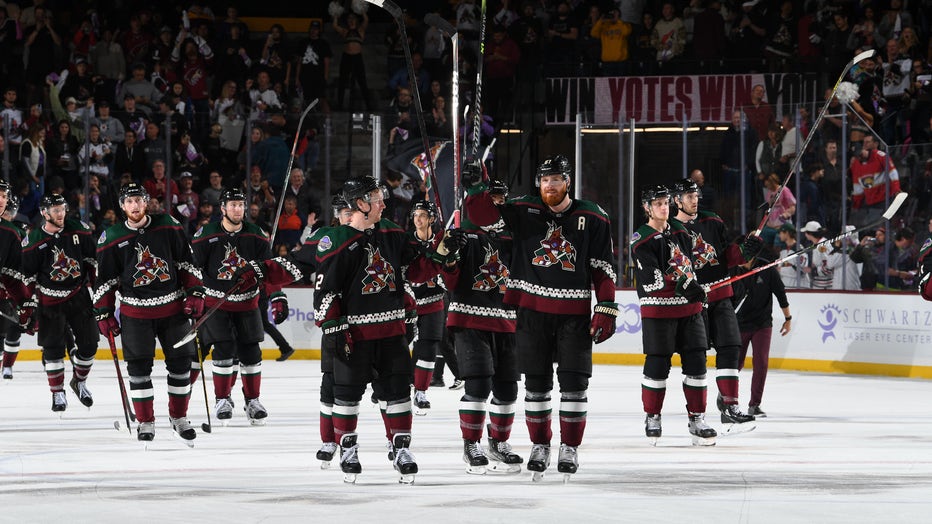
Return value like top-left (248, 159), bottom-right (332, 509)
top-left (462, 160), bottom-right (484, 188)
top-left (739, 233), bottom-right (764, 261)
top-left (590, 301), bottom-right (619, 344)
top-left (323, 317), bottom-right (354, 362)
top-left (677, 275), bottom-right (707, 304)
top-left (18, 300), bottom-right (38, 336)
top-left (95, 307), bottom-right (121, 337)
top-left (270, 292), bottom-right (289, 324)
top-left (183, 287), bottom-right (206, 319)
top-left (233, 259), bottom-right (266, 291)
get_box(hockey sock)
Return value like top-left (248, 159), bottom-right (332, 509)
top-left (459, 396), bottom-right (487, 442)
top-left (332, 401), bottom-right (360, 442)
top-left (488, 398), bottom-right (515, 442)
top-left (2, 340), bottom-right (19, 367)
top-left (559, 391), bottom-right (587, 447)
top-left (683, 375), bottom-right (708, 414)
top-left (641, 377), bottom-right (667, 414)
top-left (413, 359), bottom-right (435, 392)
top-left (378, 400), bottom-right (391, 441)
top-left (167, 371), bottom-right (192, 418)
top-left (240, 362), bottom-right (261, 400)
top-left (189, 359), bottom-right (201, 385)
top-left (129, 375), bottom-right (155, 423)
top-left (320, 402), bottom-right (335, 443)
top-left (45, 359), bottom-right (66, 392)
top-left (524, 391), bottom-right (552, 445)
top-left (212, 359), bottom-right (235, 399)
top-left (72, 353), bottom-right (94, 382)
top-left (716, 368), bottom-right (740, 405)
top-left (384, 398), bottom-right (413, 439)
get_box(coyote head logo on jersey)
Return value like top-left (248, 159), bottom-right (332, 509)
top-left (361, 246), bottom-right (397, 294)
top-left (217, 243), bottom-right (246, 280)
top-left (691, 232), bottom-right (718, 269)
top-left (532, 222), bottom-right (576, 271)
top-left (473, 245), bottom-right (510, 292)
top-left (49, 246), bottom-right (82, 282)
top-left (133, 245), bottom-right (171, 287)
top-left (667, 241), bottom-right (695, 281)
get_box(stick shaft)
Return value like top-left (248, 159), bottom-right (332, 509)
top-left (269, 99), bottom-right (319, 241)
top-left (107, 332), bottom-right (133, 434)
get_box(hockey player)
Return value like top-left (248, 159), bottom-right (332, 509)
top-left (191, 187), bottom-right (284, 426)
top-left (671, 178), bottom-right (758, 429)
top-left (93, 182), bottom-right (206, 443)
top-left (0, 185), bottom-right (27, 380)
top-left (463, 156), bottom-right (618, 480)
top-left (631, 185), bottom-right (716, 446)
top-left (407, 200), bottom-right (447, 416)
top-left (233, 176), bottom-right (453, 483)
top-left (20, 194), bottom-right (99, 412)
top-left (445, 179), bottom-right (524, 475)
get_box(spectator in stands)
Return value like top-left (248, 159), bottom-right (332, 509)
top-left (777, 113), bottom-right (798, 177)
top-left (421, 13), bottom-right (447, 85)
top-left (294, 20), bottom-right (331, 113)
top-left (122, 14), bottom-right (152, 70)
top-left (755, 123), bottom-right (783, 204)
top-left (0, 7), bottom-right (21, 80)
top-left (632, 10), bottom-right (656, 75)
top-left (86, 172), bottom-right (118, 229)
top-left (274, 194), bottom-right (304, 249)
top-left (175, 171), bottom-right (199, 225)
top-left (214, 23), bottom-right (252, 94)
top-left (173, 129), bottom-right (204, 180)
top-left (200, 170), bottom-right (223, 208)
top-left (878, 0), bottom-right (913, 46)
top-left (332, 9), bottom-right (373, 111)
top-left (94, 100), bottom-right (125, 146)
top-left (762, 1), bottom-right (796, 73)
top-left (24, 6), bottom-right (61, 105)
top-left (796, 3), bottom-right (822, 73)
top-left (283, 167), bottom-right (321, 225)
top-left (427, 95), bottom-right (452, 138)
top-left (247, 70), bottom-right (282, 124)
top-left (798, 162), bottom-right (825, 226)
top-left (729, 1), bottom-right (767, 72)
top-left (45, 119), bottom-right (79, 187)
top-left (652, 2), bottom-right (686, 71)
top-left (113, 128), bottom-right (146, 183)
top-left (116, 92), bottom-right (148, 139)
top-left (139, 120), bottom-right (168, 169)
top-left (851, 134), bottom-right (900, 227)
top-left (143, 158), bottom-right (179, 206)
top-left (492, 0), bottom-right (518, 28)
top-left (388, 51), bottom-right (430, 100)
top-left (719, 109), bottom-right (759, 212)
top-left (886, 226), bottom-right (919, 290)
top-left (822, 12), bottom-right (854, 82)
top-left (690, 169), bottom-right (717, 213)
top-left (20, 125), bottom-right (47, 191)
top-left (217, 6), bottom-right (249, 43)
top-left (847, 11), bottom-right (882, 54)
top-left (256, 124), bottom-right (290, 193)
top-left (692, 0), bottom-right (726, 73)
top-left (744, 84), bottom-right (775, 142)
top-left (776, 223), bottom-right (810, 288)
top-left (260, 23), bottom-right (290, 87)
top-left (761, 172), bottom-right (796, 248)
top-left (485, 25), bottom-right (520, 124)
top-left (880, 38), bottom-right (912, 145)
top-left (120, 63), bottom-right (161, 115)
top-left (245, 164), bottom-right (276, 220)
top-left (172, 27), bottom-right (214, 136)
top-left (590, 7), bottom-right (632, 77)
top-left (546, 1), bottom-right (579, 76)
top-left (77, 123), bottom-right (113, 186)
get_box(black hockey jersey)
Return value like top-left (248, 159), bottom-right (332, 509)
top-left (93, 213), bottom-right (203, 319)
top-left (630, 220), bottom-right (703, 319)
top-left (443, 218), bottom-right (516, 333)
top-left (0, 217), bottom-right (27, 303)
top-left (672, 211), bottom-right (745, 303)
top-left (464, 186), bottom-right (616, 316)
top-left (408, 230), bottom-right (446, 316)
top-left (22, 218), bottom-right (97, 306)
top-left (191, 221), bottom-right (273, 312)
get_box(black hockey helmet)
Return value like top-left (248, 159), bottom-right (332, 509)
top-left (535, 155), bottom-right (571, 187)
top-left (672, 178), bottom-right (700, 197)
top-left (488, 179), bottom-right (509, 199)
top-left (219, 187), bottom-right (247, 207)
top-left (40, 193), bottom-right (68, 211)
top-left (119, 182), bottom-right (150, 205)
top-left (341, 176), bottom-right (384, 210)
top-left (640, 184), bottom-right (671, 205)
top-left (0, 178), bottom-right (10, 193)
top-left (409, 200), bottom-right (437, 220)
top-left (330, 194), bottom-right (350, 215)
top-left (5, 193), bottom-right (19, 216)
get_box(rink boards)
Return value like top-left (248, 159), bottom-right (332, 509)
top-left (14, 287), bottom-right (932, 379)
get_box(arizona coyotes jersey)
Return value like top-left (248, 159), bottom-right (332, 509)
top-left (630, 221), bottom-right (703, 319)
top-left (22, 219), bottom-right (97, 306)
top-left (672, 211), bottom-right (744, 303)
top-left (191, 221), bottom-right (272, 312)
top-left (443, 220), bottom-right (516, 333)
top-left (408, 231), bottom-right (446, 316)
top-left (310, 218), bottom-right (435, 342)
top-left (464, 188), bottom-right (616, 316)
top-left (94, 213), bottom-right (203, 319)
top-left (0, 217), bottom-right (27, 302)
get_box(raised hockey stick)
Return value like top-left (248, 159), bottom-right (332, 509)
top-left (367, 0), bottom-right (446, 223)
top-left (753, 49), bottom-right (876, 236)
top-left (425, 13), bottom-right (461, 227)
top-left (470, 0), bottom-right (488, 161)
top-left (269, 98), bottom-right (319, 241)
top-left (714, 191), bottom-right (908, 292)
top-left (195, 335), bottom-right (213, 433)
top-left (106, 331), bottom-right (135, 434)
top-left (173, 279), bottom-right (246, 349)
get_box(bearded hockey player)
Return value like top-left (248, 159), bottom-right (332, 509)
top-left (20, 194), bottom-right (99, 412)
top-left (93, 182), bottom-right (206, 443)
top-left (630, 185), bottom-right (716, 446)
top-left (671, 178), bottom-right (759, 429)
top-left (462, 155), bottom-right (618, 481)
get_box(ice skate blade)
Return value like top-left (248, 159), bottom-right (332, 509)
top-left (487, 462), bottom-right (522, 474)
top-left (531, 471), bottom-right (546, 482)
top-left (721, 423), bottom-right (757, 436)
top-left (398, 474), bottom-right (416, 485)
top-left (562, 473), bottom-right (572, 484)
top-left (465, 464), bottom-right (487, 475)
top-left (248, 418), bottom-right (267, 426)
top-left (320, 460), bottom-right (333, 470)
top-left (414, 407), bottom-right (429, 416)
top-left (690, 435), bottom-right (716, 446)
top-left (343, 473), bottom-right (357, 484)
top-left (647, 436), bottom-right (660, 446)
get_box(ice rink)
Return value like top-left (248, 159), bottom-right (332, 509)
top-left (1, 358), bottom-right (930, 523)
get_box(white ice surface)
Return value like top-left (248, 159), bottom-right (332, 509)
top-left (1, 360), bottom-right (930, 523)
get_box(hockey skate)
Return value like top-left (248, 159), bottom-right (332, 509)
top-left (244, 398), bottom-right (268, 426)
top-left (527, 443), bottom-right (551, 482)
top-left (448, 379), bottom-right (464, 390)
top-left (413, 390), bottom-right (430, 416)
top-left (748, 405), bottom-right (767, 417)
top-left (51, 391), bottom-right (67, 413)
top-left (645, 414), bottom-right (662, 446)
top-left (392, 433), bottom-right (418, 484)
top-left (69, 377), bottom-right (93, 408)
top-left (137, 421), bottom-right (155, 442)
top-left (170, 417), bottom-right (197, 446)
top-left (429, 376), bottom-right (445, 388)
top-left (339, 433), bottom-right (362, 483)
top-left (215, 397), bottom-right (233, 424)
top-left (463, 439), bottom-right (489, 475)
top-left (317, 442), bottom-right (338, 469)
top-left (557, 443), bottom-right (578, 483)
top-left (2, 366), bottom-right (12, 380)
top-left (486, 434), bottom-right (523, 474)
top-left (688, 413), bottom-right (717, 446)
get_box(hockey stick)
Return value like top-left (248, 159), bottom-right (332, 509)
top-left (106, 331), bottom-right (134, 434)
top-left (173, 279), bottom-right (246, 349)
top-left (714, 191), bottom-right (907, 292)
top-left (195, 335), bottom-right (212, 433)
top-left (470, 0), bottom-right (488, 161)
top-left (367, 0), bottom-right (446, 223)
top-left (425, 13), bottom-right (461, 227)
top-left (269, 98), bottom-right (319, 241)
top-left (753, 49), bottom-right (876, 236)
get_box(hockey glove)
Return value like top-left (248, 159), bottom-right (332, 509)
top-left (322, 317), bottom-right (354, 362)
top-left (233, 259), bottom-right (266, 291)
top-left (95, 307), bottom-right (121, 337)
top-left (676, 275), bottom-right (707, 304)
top-left (462, 160), bottom-right (484, 188)
top-left (590, 301), bottom-right (619, 344)
top-left (435, 229), bottom-right (468, 264)
top-left (739, 233), bottom-right (764, 261)
top-left (18, 300), bottom-right (38, 336)
top-left (404, 307), bottom-right (418, 345)
top-left (919, 271), bottom-right (932, 302)
top-left (183, 287), bottom-right (206, 319)
top-left (270, 292), bottom-right (289, 324)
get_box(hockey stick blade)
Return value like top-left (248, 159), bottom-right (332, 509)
top-left (882, 192), bottom-right (908, 221)
top-left (365, 0), bottom-right (403, 19)
top-left (201, 422), bottom-right (212, 433)
top-left (424, 13), bottom-right (456, 35)
top-left (173, 280), bottom-right (245, 348)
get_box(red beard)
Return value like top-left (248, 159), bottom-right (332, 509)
top-left (541, 187), bottom-right (568, 207)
